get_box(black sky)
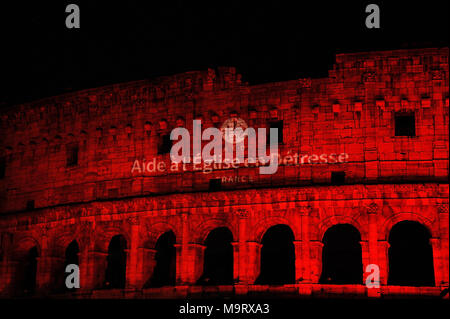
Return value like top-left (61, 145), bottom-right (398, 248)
top-left (1, 0), bottom-right (448, 106)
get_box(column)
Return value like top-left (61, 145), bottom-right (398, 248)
top-left (84, 250), bottom-right (108, 290)
top-left (176, 212), bottom-right (208, 285)
top-left (360, 241), bottom-right (370, 282)
top-left (367, 205), bottom-right (379, 265)
top-left (36, 254), bottom-right (64, 294)
top-left (293, 241), bottom-right (303, 283)
top-left (0, 259), bottom-right (19, 296)
top-left (232, 242), bottom-right (240, 283)
top-left (300, 211), bottom-right (311, 283)
top-left (35, 232), bottom-right (62, 295)
top-left (437, 204), bottom-right (449, 286)
top-left (360, 239), bottom-right (379, 298)
top-left (126, 217), bottom-right (141, 289)
top-left (234, 209), bottom-right (249, 284)
top-left (309, 241), bottom-right (323, 283)
top-left (364, 204), bottom-right (382, 297)
top-left (377, 240), bottom-right (389, 285)
top-left (78, 247), bottom-right (91, 291)
top-left (141, 248), bottom-right (157, 287)
top-left (430, 238), bottom-right (443, 287)
top-left (175, 243), bottom-right (183, 285)
top-left (245, 242), bottom-right (262, 284)
top-left (183, 243), bottom-right (205, 284)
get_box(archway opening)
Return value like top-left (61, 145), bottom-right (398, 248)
top-left (319, 224), bottom-right (363, 284)
top-left (104, 235), bottom-right (127, 289)
top-left (22, 246), bottom-right (38, 295)
top-left (388, 221), bottom-right (435, 286)
top-left (197, 227), bottom-right (233, 285)
top-left (63, 240), bottom-right (79, 291)
top-left (148, 231), bottom-right (176, 287)
top-left (256, 224), bottom-right (295, 285)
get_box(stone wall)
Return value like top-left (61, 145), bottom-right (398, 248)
top-left (0, 47), bottom-right (448, 298)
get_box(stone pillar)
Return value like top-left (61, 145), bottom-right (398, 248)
top-left (437, 204), bottom-right (449, 286)
top-left (293, 241), bottom-right (303, 283)
top-left (367, 203), bottom-right (379, 264)
top-left (0, 259), bottom-right (19, 296)
top-left (126, 217), bottom-right (141, 289)
top-left (78, 248), bottom-right (90, 291)
top-left (232, 242), bottom-right (240, 283)
top-left (361, 240), bottom-right (382, 298)
top-left (183, 243), bottom-right (205, 284)
top-left (309, 241), bottom-right (323, 283)
top-left (175, 244), bottom-right (183, 285)
top-left (377, 240), bottom-right (389, 285)
top-left (84, 250), bottom-right (108, 290)
top-left (300, 211), bottom-right (311, 283)
top-left (140, 248), bottom-right (157, 287)
top-left (176, 212), bottom-right (207, 285)
top-left (430, 238), bottom-right (444, 287)
top-left (36, 254), bottom-right (64, 295)
top-left (360, 241), bottom-right (370, 281)
top-left (361, 203), bottom-right (386, 297)
top-left (245, 242), bottom-right (261, 284)
top-left (0, 256), bottom-right (9, 294)
top-left (35, 231), bottom-right (62, 295)
top-left (234, 209), bottom-right (249, 284)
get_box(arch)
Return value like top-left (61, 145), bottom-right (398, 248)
top-left (255, 224), bottom-right (295, 285)
top-left (50, 226), bottom-right (86, 257)
top-left (387, 220), bottom-right (435, 286)
top-left (319, 224), bottom-right (363, 284)
top-left (65, 240), bottom-right (80, 269)
top-left (11, 238), bottom-right (40, 296)
top-left (54, 240), bottom-right (80, 293)
top-left (94, 227), bottom-right (131, 253)
top-left (253, 217), bottom-right (298, 243)
top-left (146, 230), bottom-right (176, 287)
top-left (317, 216), bottom-right (366, 243)
top-left (11, 236), bottom-right (40, 261)
top-left (382, 212), bottom-right (435, 241)
top-left (193, 219), bottom-right (236, 244)
top-left (104, 235), bottom-right (127, 289)
top-left (143, 222), bottom-right (180, 248)
top-left (197, 227), bottom-right (234, 285)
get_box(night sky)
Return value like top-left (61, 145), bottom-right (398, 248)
top-left (1, 0), bottom-right (448, 107)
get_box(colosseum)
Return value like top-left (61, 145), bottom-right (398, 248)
top-left (0, 47), bottom-right (448, 299)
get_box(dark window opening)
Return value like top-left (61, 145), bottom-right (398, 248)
top-left (22, 246), bottom-right (38, 295)
top-left (209, 178), bottom-right (222, 191)
top-left (158, 134), bottom-right (172, 154)
top-left (26, 200), bottom-right (35, 210)
top-left (388, 221), bottom-right (435, 286)
top-left (331, 172), bottom-right (346, 185)
top-left (105, 235), bottom-right (127, 289)
top-left (267, 120), bottom-right (283, 145)
top-left (395, 113), bottom-right (416, 137)
top-left (66, 144), bottom-right (79, 167)
top-left (320, 224), bottom-right (363, 284)
top-left (197, 227), bottom-right (234, 285)
top-left (148, 231), bottom-right (176, 288)
top-left (256, 224), bottom-right (295, 285)
top-left (63, 240), bottom-right (79, 291)
top-left (0, 157), bottom-right (5, 179)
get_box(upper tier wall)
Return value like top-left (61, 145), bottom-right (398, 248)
top-left (0, 48), bottom-right (448, 213)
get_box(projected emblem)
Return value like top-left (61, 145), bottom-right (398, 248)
top-left (220, 117), bottom-right (248, 143)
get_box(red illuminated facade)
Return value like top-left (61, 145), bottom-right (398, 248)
top-left (0, 47), bottom-right (448, 298)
